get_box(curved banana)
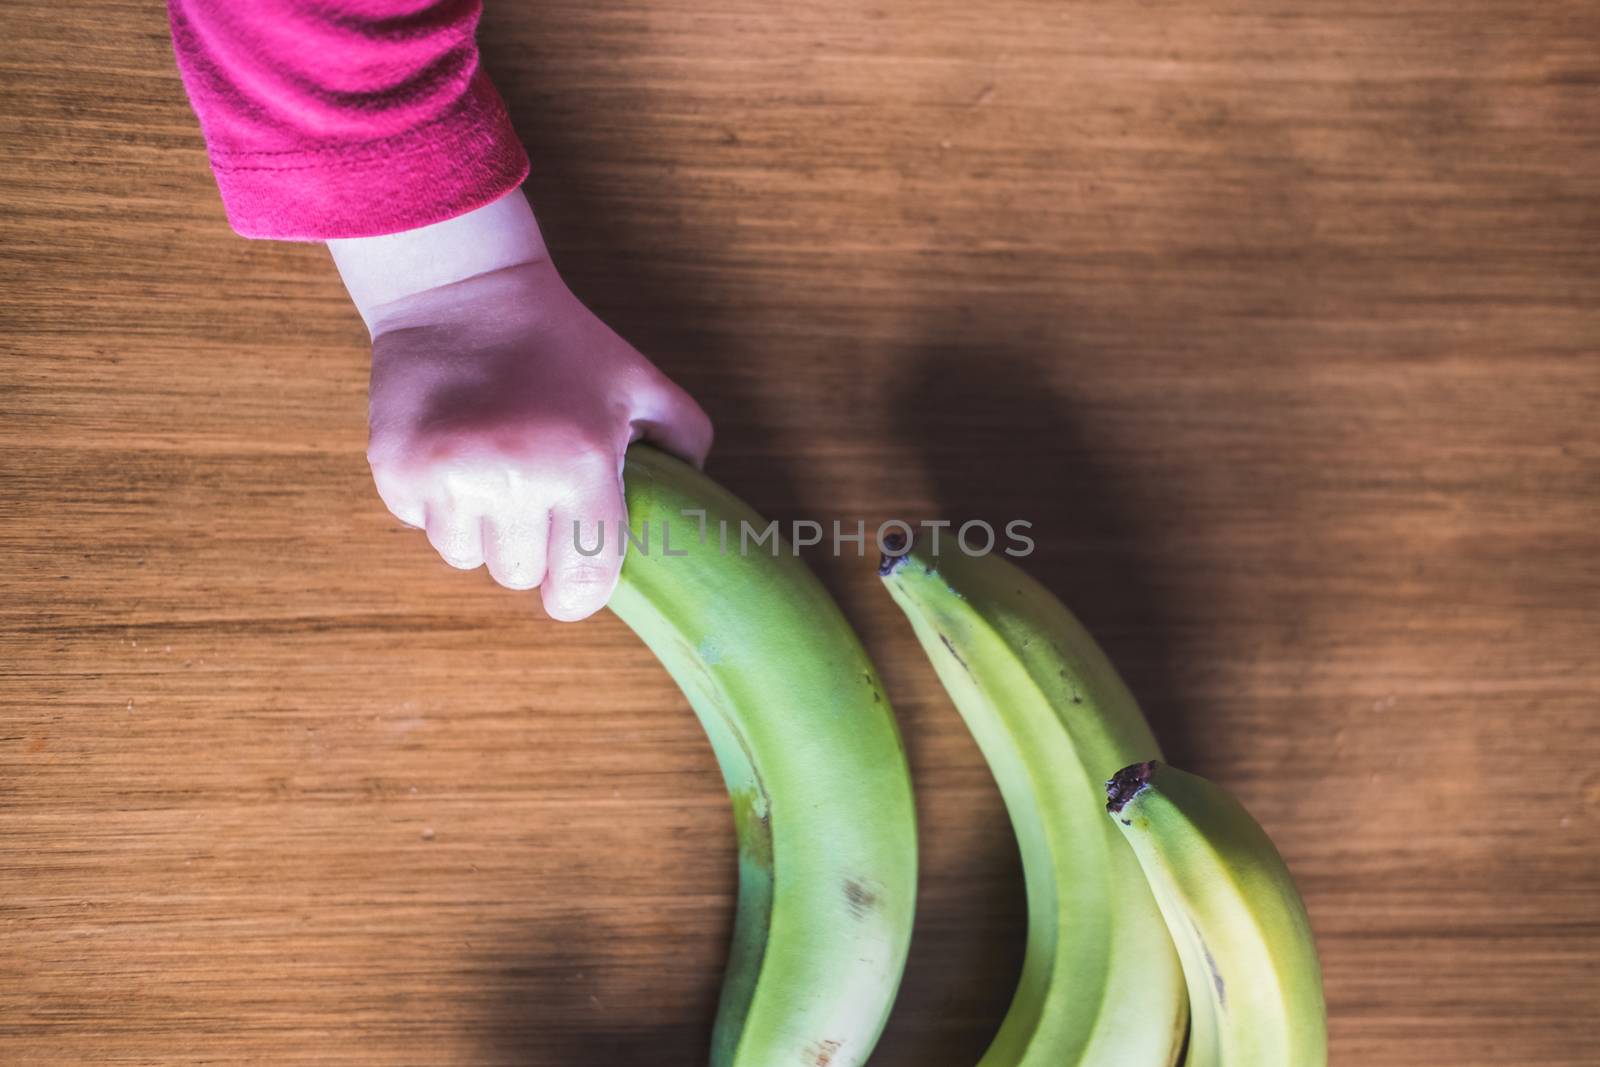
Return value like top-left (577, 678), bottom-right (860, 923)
top-left (880, 541), bottom-right (1186, 1067)
top-left (1107, 761), bottom-right (1327, 1067)
top-left (608, 446), bottom-right (918, 1067)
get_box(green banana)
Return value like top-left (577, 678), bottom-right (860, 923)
top-left (880, 541), bottom-right (1186, 1067)
top-left (608, 446), bottom-right (917, 1067)
top-left (1107, 761), bottom-right (1328, 1067)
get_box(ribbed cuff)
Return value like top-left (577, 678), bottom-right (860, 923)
top-left (208, 70), bottom-right (531, 242)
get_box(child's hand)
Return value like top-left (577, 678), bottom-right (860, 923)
top-left (329, 192), bottom-right (712, 621)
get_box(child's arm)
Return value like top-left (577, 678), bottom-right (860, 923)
top-left (168, 1), bottom-right (711, 620)
top-left (166, 0), bottom-right (529, 239)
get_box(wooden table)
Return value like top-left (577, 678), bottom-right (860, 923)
top-left (3, 1), bottom-right (1596, 1063)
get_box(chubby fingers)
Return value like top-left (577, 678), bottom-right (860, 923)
top-left (482, 505), bottom-right (550, 592)
top-left (541, 466), bottom-right (627, 622)
top-left (376, 448), bottom-right (626, 622)
top-left (425, 501), bottom-right (487, 571)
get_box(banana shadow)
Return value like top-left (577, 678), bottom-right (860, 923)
top-left (869, 335), bottom-right (1198, 1066)
top-left (476, 914), bottom-right (720, 1066)
top-left (891, 337), bottom-right (1196, 765)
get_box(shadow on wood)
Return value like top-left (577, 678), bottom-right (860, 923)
top-left (893, 329), bottom-right (1200, 765)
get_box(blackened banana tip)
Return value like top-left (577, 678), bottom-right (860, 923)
top-left (1106, 761), bottom-right (1160, 814)
top-left (878, 528), bottom-right (913, 577)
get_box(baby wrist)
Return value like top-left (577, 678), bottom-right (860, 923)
top-left (327, 187), bottom-right (549, 331)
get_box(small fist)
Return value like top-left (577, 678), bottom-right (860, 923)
top-left (364, 261), bottom-right (712, 620)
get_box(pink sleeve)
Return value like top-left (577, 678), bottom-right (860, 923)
top-left (168, 0), bottom-right (530, 241)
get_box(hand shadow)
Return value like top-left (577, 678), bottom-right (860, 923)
top-left (476, 915), bottom-right (716, 1066)
top-left (889, 335), bottom-right (1195, 765)
top-left (479, 43), bottom-right (805, 529)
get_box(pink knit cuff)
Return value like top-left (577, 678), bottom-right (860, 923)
top-left (207, 70), bottom-right (530, 242)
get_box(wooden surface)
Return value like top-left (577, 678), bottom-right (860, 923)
top-left (3, 1), bottom-right (1598, 1063)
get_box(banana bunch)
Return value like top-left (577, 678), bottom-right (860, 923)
top-left (609, 447), bottom-right (918, 1067)
top-left (1107, 761), bottom-right (1328, 1067)
top-left (597, 447), bottom-right (1323, 1067)
top-left (880, 541), bottom-right (1187, 1067)
top-left (880, 539), bottom-right (1327, 1067)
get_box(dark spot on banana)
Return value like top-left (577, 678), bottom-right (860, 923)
top-left (937, 633), bottom-right (969, 671)
top-left (1198, 929), bottom-right (1226, 1007)
top-left (843, 878), bottom-right (879, 918)
top-left (807, 1038), bottom-right (843, 1066)
top-left (729, 786), bottom-right (774, 871)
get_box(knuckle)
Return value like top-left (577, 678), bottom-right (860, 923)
top-left (561, 439), bottom-right (620, 480)
top-left (558, 558), bottom-right (617, 593)
top-left (544, 574), bottom-right (612, 621)
top-left (484, 512), bottom-right (545, 550)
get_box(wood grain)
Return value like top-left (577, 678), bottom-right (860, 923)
top-left (2, 1), bottom-right (1597, 1063)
